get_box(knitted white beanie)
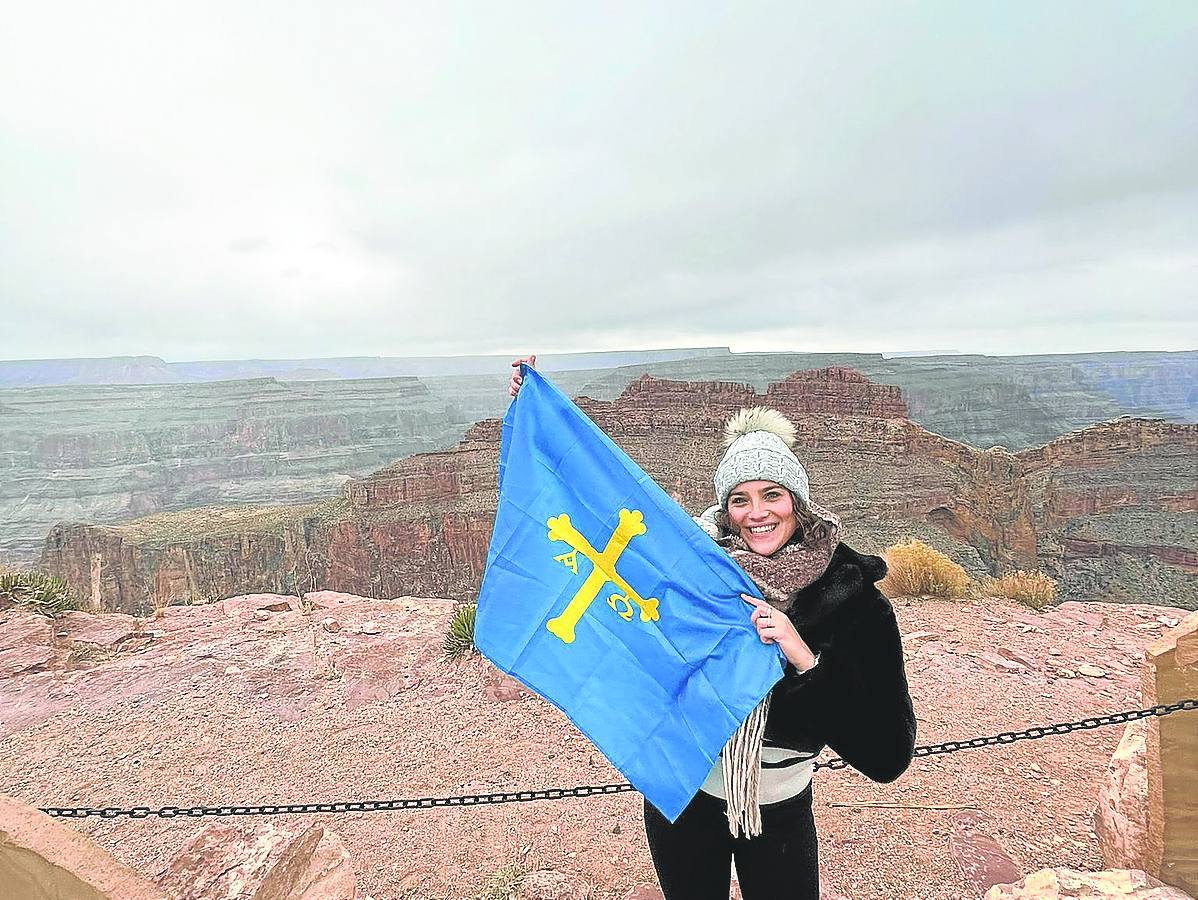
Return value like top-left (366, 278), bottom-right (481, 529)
top-left (713, 407), bottom-right (809, 508)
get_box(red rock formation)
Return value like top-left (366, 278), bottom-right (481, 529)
top-left (40, 370), bottom-right (1197, 612)
top-left (156, 822), bottom-right (357, 899)
top-left (1096, 720), bottom-right (1150, 874)
top-left (765, 367), bottom-right (908, 417)
top-left (949, 808), bottom-right (1023, 895)
top-left (1063, 540), bottom-right (1198, 575)
top-left (1018, 419), bottom-right (1198, 470)
top-left (1140, 611), bottom-right (1198, 895)
top-left (1019, 420), bottom-right (1198, 532)
top-left (306, 368), bottom-right (944, 605)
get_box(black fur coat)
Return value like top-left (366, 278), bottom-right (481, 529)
top-left (764, 542), bottom-right (917, 783)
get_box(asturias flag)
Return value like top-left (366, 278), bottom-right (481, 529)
top-left (475, 366), bottom-right (783, 820)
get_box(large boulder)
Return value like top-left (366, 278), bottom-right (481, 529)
top-left (155, 820), bottom-right (357, 899)
top-left (1095, 719), bottom-right (1150, 871)
top-left (983, 866), bottom-right (1191, 898)
top-left (1140, 609), bottom-right (1198, 895)
top-left (0, 793), bottom-right (164, 900)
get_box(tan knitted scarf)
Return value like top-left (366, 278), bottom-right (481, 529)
top-left (712, 500), bottom-right (843, 837)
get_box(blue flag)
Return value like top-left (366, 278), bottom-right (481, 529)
top-left (475, 366), bottom-right (783, 821)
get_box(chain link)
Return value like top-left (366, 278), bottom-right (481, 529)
top-left (39, 698), bottom-right (1197, 820)
top-left (40, 784), bottom-right (638, 820)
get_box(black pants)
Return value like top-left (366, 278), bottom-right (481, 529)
top-left (642, 783), bottom-right (819, 900)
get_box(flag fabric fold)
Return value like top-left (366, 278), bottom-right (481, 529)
top-left (474, 366), bottom-right (783, 821)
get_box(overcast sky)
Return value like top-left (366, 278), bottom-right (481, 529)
top-left (2, 2), bottom-right (1195, 361)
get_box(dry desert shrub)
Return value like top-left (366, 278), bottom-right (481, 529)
top-left (981, 569), bottom-right (1057, 610)
top-left (481, 862), bottom-right (526, 900)
top-left (879, 540), bottom-right (969, 599)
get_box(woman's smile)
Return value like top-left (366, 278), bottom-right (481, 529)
top-left (726, 480), bottom-right (798, 555)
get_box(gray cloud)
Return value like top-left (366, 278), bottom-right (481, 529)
top-left (1, 1), bottom-right (1195, 360)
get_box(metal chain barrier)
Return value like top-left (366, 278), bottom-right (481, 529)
top-left (40, 784), bottom-right (639, 821)
top-left (817, 697), bottom-right (1197, 769)
top-left (40, 698), bottom-right (1197, 820)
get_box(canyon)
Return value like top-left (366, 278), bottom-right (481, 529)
top-left (3, 350), bottom-right (1193, 568)
top-left (37, 367), bottom-right (1197, 616)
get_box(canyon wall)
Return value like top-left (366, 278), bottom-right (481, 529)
top-left (41, 367), bottom-right (1195, 615)
top-left (562, 350), bottom-right (1197, 451)
top-left (0, 377), bottom-right (470, 565)
top-left (7, 350), bottom-right (1193, 570)
top-left (1017, 419), bottom-right (1198, 604)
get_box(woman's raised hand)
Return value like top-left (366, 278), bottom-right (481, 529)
top-left (743, 594), bottom-right (819, 672)
top-left (508, 354), bottom-right (537, 397)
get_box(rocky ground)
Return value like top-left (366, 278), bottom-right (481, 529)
top-left (0, 591), bottom-right (1190, 899)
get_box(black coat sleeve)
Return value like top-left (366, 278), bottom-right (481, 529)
top-left (765, 588), bottom-right (917, 783)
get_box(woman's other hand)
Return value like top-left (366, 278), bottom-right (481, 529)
top-left (743, 594), bottom-right (819, 672)
top-left (508, 354), bottom-right (537, 397)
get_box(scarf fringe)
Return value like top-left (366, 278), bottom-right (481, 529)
top-left (700, 499), bottom-right (843, 839)
top-left (722, 693), bottom-right (770, 838)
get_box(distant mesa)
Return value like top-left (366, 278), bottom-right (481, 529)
top-left (0, 348), bottom-right (732, 387)
top-left (0, 355), bottom-right (179, 387)
top-left (883, 349), bottom-right (962, 358)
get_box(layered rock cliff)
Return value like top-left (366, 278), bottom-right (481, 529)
top-left (8, 350), bottom-right (1194, 570)
top-left (562, 350), bottom-right (1197, 451)
top-left (41, 367), bottom-right (1196, 615)
top-left (1016, 419), bottom-right (1198, 603)
top-left (0, 376), bottom-right (471, 565)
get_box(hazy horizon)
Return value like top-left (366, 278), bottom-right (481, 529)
top-left (4, 346), bottom-right (1198, 367)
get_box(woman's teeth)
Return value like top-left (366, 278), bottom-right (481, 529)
top-left (748, 524), bottom-right (776, 535)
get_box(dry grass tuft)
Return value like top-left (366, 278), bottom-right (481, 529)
top-left (981, 569), bottom-right (1057, 610)
top-left (879, 540), bottom-right (969, 599)
top-left (480, 862), bottom-right (526, 900)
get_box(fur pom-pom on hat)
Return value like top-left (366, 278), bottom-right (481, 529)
top-left (722, 406), bottom-right (797, 450)
top-left (714, 406), bottom-right (809, 508)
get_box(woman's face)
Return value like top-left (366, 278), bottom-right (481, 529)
top-left (726, 480), bottom-right (798, 556)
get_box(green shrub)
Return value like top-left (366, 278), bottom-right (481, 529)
top-left (443, 602), bottom-right (478, 660)
top-left (0, 571), bottom-right (85, 617)
top-left (879, 540), bottom-right (970, 599)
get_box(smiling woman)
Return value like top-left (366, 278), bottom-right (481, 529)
top-left (508, 357), bottom-right (917, 900)
top-left (726, 481), bottom-right (797, 554)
